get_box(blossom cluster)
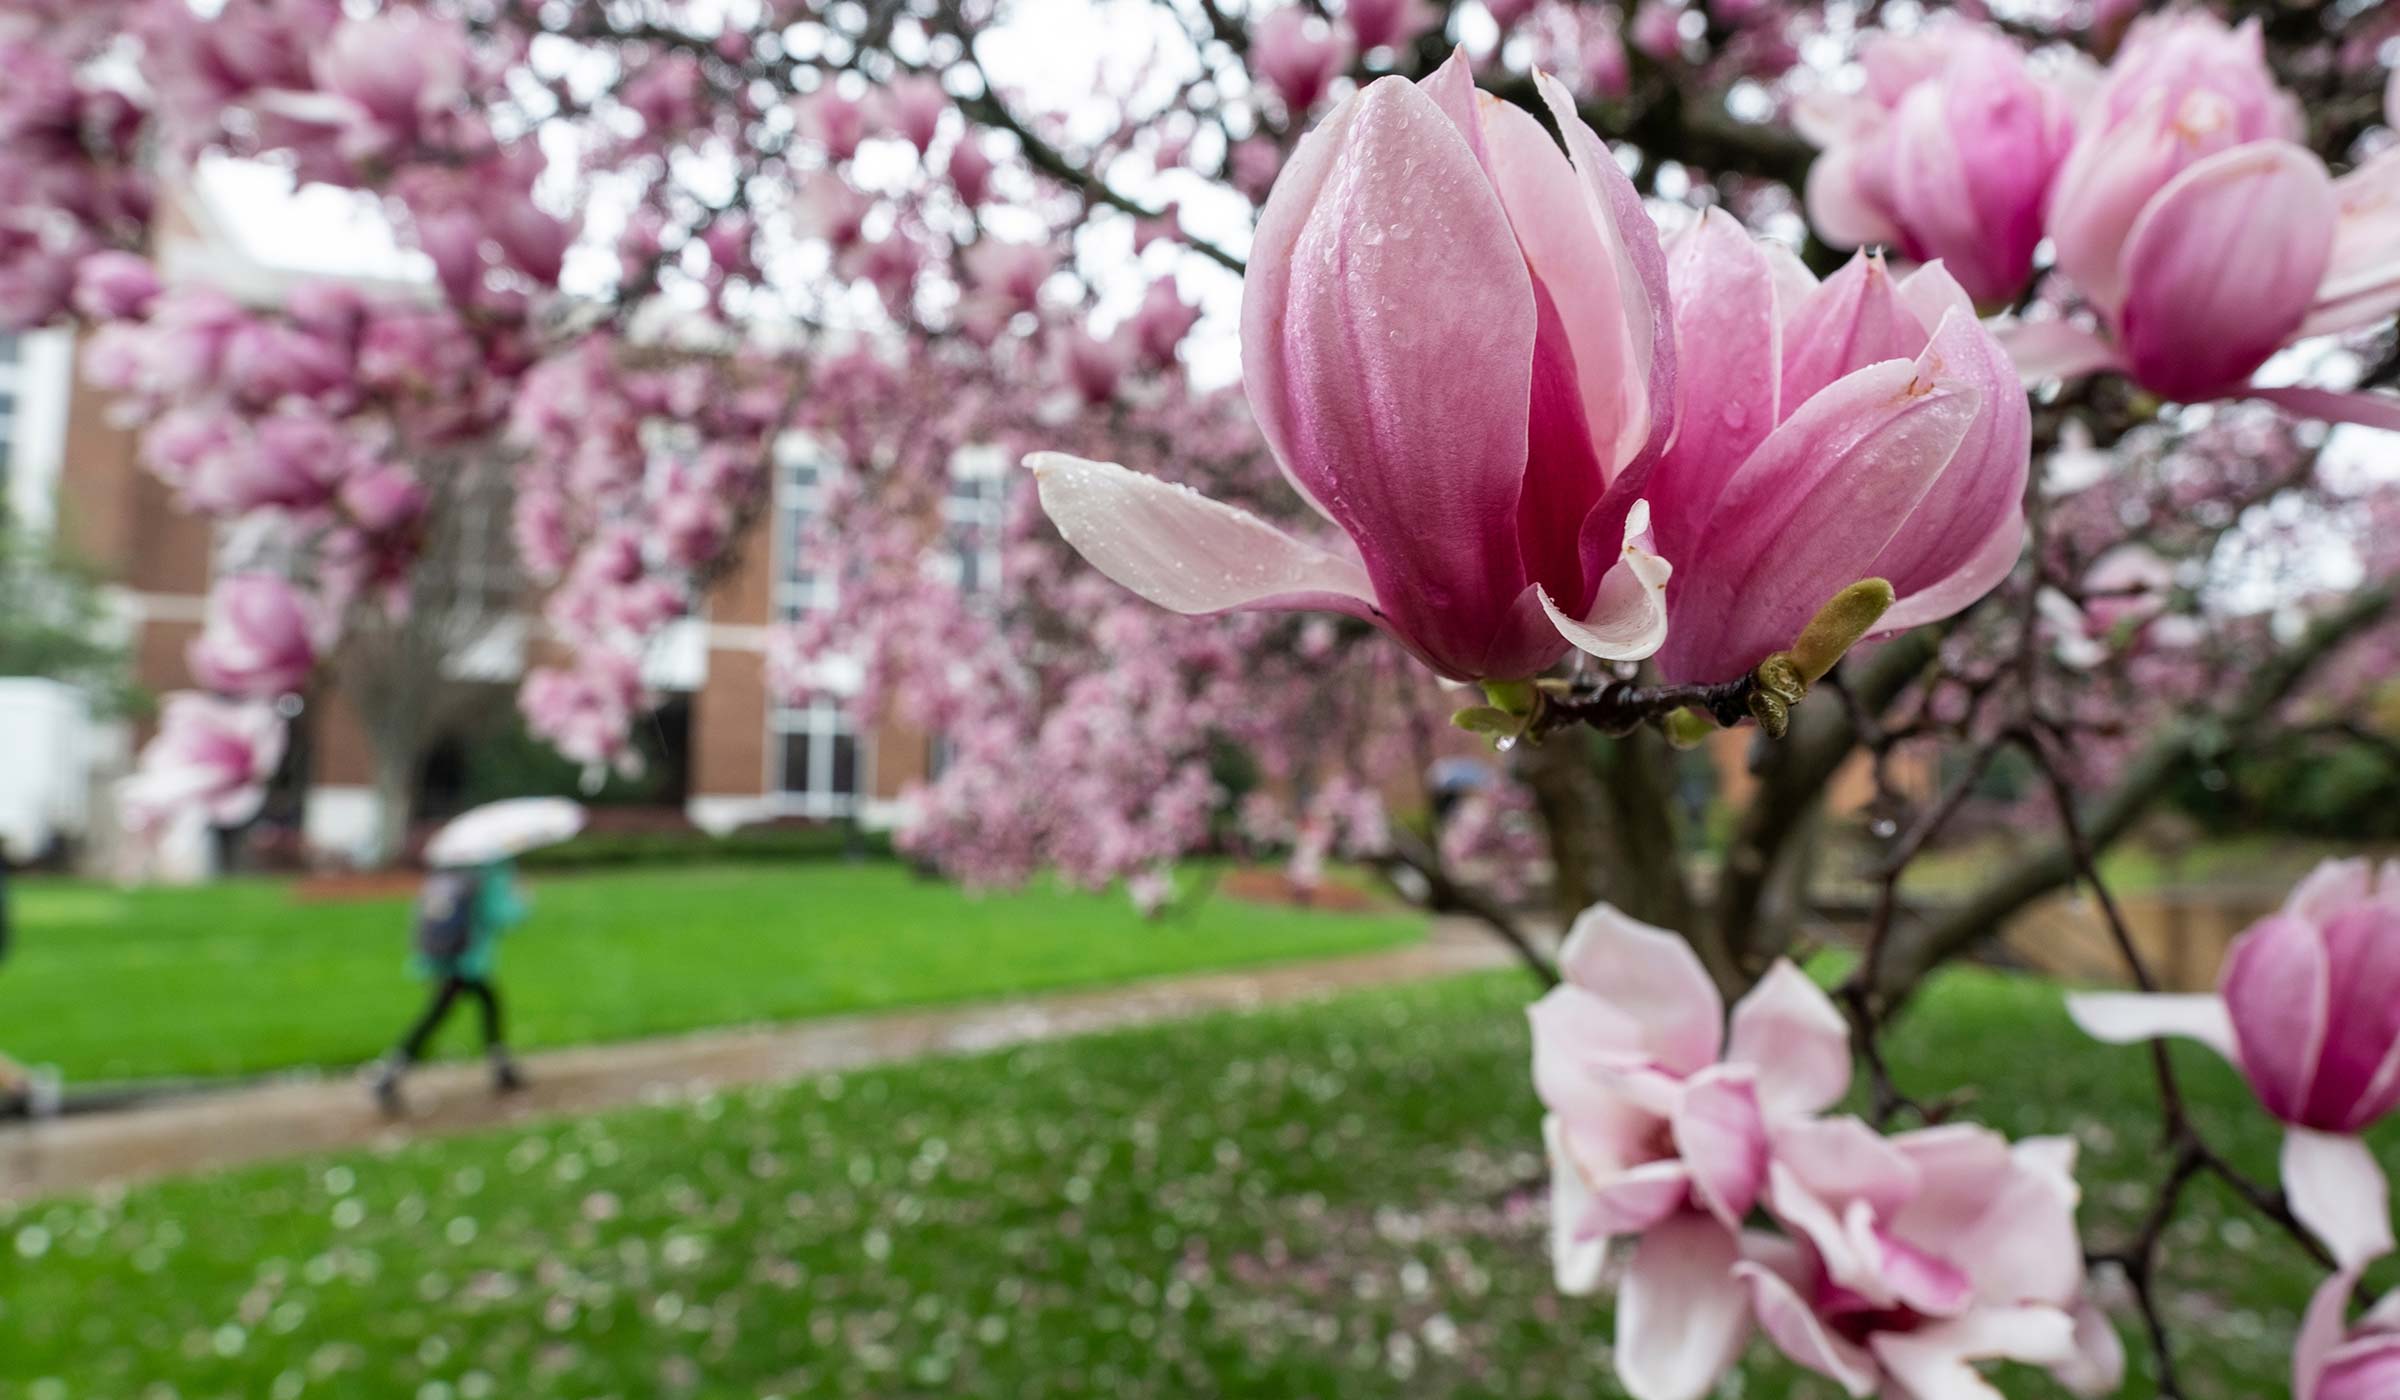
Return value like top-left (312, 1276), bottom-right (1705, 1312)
top-left (1532, 907), bottom-right (2122, 1400)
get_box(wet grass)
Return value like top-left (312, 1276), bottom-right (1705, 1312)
top-left (6, 963), bottom-right (2385, 1399)
top-left (0, 862), bottom-right (1421, 1083)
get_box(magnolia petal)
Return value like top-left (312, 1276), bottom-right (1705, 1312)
top-left (1584, 1158), bottom-right (1696, 1238)
top-left (1998, 318), bottom-right (2122, 386)
top-left (1870, 1305), bottom-right (2079, 1400)
top-left (1531, 70), bottom-right (1676, 469)
top-left (2223, 914), bottom-right (2335, 1123)
top-left (1026, 453), bottom-right (1381, 620)
top-left (1616, 1213), bottom-right (1753, 1400)
top-left (2050, 1297), bottom-right (2128, 1398)
top-left (1651, 209), bottom-right (1783, 559)
top-left (1735, 1259), bottom-right (1880, 1396)
top-left (1543, 1114), bottom-right (1608, 1296)
top-left (1805, 138), bottom-right (1905, 251)
top-left (2250, 386), bottom-right (2400, 434)
top-left (2283, 1128), bottom-right (2396, 1271)
top-left (1673, 1066), bottom-right (1769, 1228)
top-left (1240, 75), bottom-right (1540, 679)
top-left (1659, 349), bottom-right (1982, 685)
top-left (1726, 959), bottom-right (1853, 1116)
top-left (2064, 992), bottom-right (2240, 1062)
top-left (1771, 1115), bottom-right (1920, 1218)
top-left (1469, 84), bottom-right (1650, 476)
top-left (1780, 252), bottom-right (1931, 409)
top-left (1542, 498), bottom-right (1671, 661)
top-left (2300, 147), bottom-right (2400, 340)
top-left (2296, 1265), bottom-right (2364, 1400)
top-left (1862, 289), bottom-right (2032, 628)
top-left (1556, 902), bottom-right (1724, 1074)
top-left (2117, 140), bottom-right (2338, 401)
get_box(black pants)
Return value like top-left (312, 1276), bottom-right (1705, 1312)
top-left (396, 976), bottom-right (505, 1062)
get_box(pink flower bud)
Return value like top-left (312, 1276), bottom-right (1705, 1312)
top-left (882, 75), bottom-right (949, 154)
top-left (1631, 2), bottom-right (1683, 61)
top-left (799, 87), bottom-right (868, 161)
top-left (1253, 8), bottom-right (1348, 116)
top-left (1343, 0), bottom-right (1438, 55)
top-left (340, 461), bottom-right (427, 533)
top-left (1802, 24), bottom-right (2077, 305)
top-left (189, 573), bottom-right (324, 698)
top-left (948, 137), bottom-right (996, 207)
top-left (1128, 277), bottom-right (1200, 370)
top-left (71, 251), bottom-right (160, 321)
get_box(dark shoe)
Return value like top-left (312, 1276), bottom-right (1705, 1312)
top-left (491, 1053), bottom-right (525, 1094)
top-left (369, 1058), bottom-right (405, 1116)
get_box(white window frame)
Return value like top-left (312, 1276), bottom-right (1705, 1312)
top-left (772, 431), bottom-right (839, 620)
top-left (941, 464), bottom-right (1007, 604)
top-left (767, 696), bottom-right (868, 818)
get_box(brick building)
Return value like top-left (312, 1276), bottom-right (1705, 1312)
top-left (4, 181), bottom-right (980, 869)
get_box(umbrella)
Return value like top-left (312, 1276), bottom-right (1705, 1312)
top-left (425, 798), bottom-right (586, 868)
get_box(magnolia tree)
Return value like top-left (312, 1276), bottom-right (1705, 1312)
top-left (6, 0), bottom-right (2400, 1393)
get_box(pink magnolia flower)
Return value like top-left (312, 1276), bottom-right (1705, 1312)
top-left (1800, 24), bottom-right (2080, 305)
top-left (311, 8), bottom-right (470, 155)
top-left (2298, 1268), bottom-right (2400, 1400)
top-left (2015, 13), bottom-right (2400, 425)
top-left (71, 250), bottom-right (159, 321)
top-left (1253, 8), bottom-right (1348, 116)
top-left (799, 87), bottom-right (869, 161)
top-left (1060, 327), bottom-right (1130, 404)
top-left (2071, 858), bottom-right (2400, 1268)
top-left (340, 461), bottom-right (428, 533)
top-left (1530, 905), bottom-right (1853, 1393)
top-left (948, 138), bottom-right (996, 207)
top-left (1631, 1), bottom-right (1683, 62)
top-left (1580, 14), bottom-right (1631, 101)
top-left (1628, 212), bottom-right (2027, 685)
top-left (188, 573), bottom-right (324, 698)
top-left (1486, 0), bottom-right (1539, 31)
top-left (957, 239), bottom-right (1054, 341)
top-left (1741, 1122), bottom-right (2122, 1399)
top-left (883, 75), bottom-right (948, 154)
top-left (1343, 0), bottom-right (1438, 55)
top-left (185, 408), bottom-right (362, 515)
top-left (1229, 137), bottom-right (1285, 202)
top-left (1031, 55), bottom-right (1680, 682)
top-left (120, 693), bottom-right (287, 831)
top-left (1128, 277), bottom-right (1200, 370)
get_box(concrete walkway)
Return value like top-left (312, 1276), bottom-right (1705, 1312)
top-left (0, 923), bottom-right (1515, 1204)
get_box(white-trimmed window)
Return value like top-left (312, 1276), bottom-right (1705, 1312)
top-left (770, 697), bottom-right (864, 817)
top-left (774, 433), bottom-right (837, 620)
top-left (943, 468), bottom-right (1006, 601)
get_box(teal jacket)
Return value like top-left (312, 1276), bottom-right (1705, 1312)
top-left (412, 862), bottom-right (528, 980)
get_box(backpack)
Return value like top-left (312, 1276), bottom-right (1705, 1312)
top-left (414, 869), bottom-right (478, 964)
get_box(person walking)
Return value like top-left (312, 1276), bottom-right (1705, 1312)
top-left (371, 859), bottom-right (527, 1113)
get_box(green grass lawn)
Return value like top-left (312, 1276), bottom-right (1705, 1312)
top-left (0, 863), bottom-right (1422, 1083)
top-left (6, 964), bottom-right (2385, 1399)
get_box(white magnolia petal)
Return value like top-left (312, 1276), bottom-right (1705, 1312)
top-left (1542, 498), bottom-right (1671, 661)
top-left (1027, 453), bottom-right (1380, 616)
top-left (1616, 1213), bottom-right (1753, 1400)
top-left (2065, 992), bottom-right (2240, 1062)
top-left (2284, 1128), bottom-right (2397, 1271)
